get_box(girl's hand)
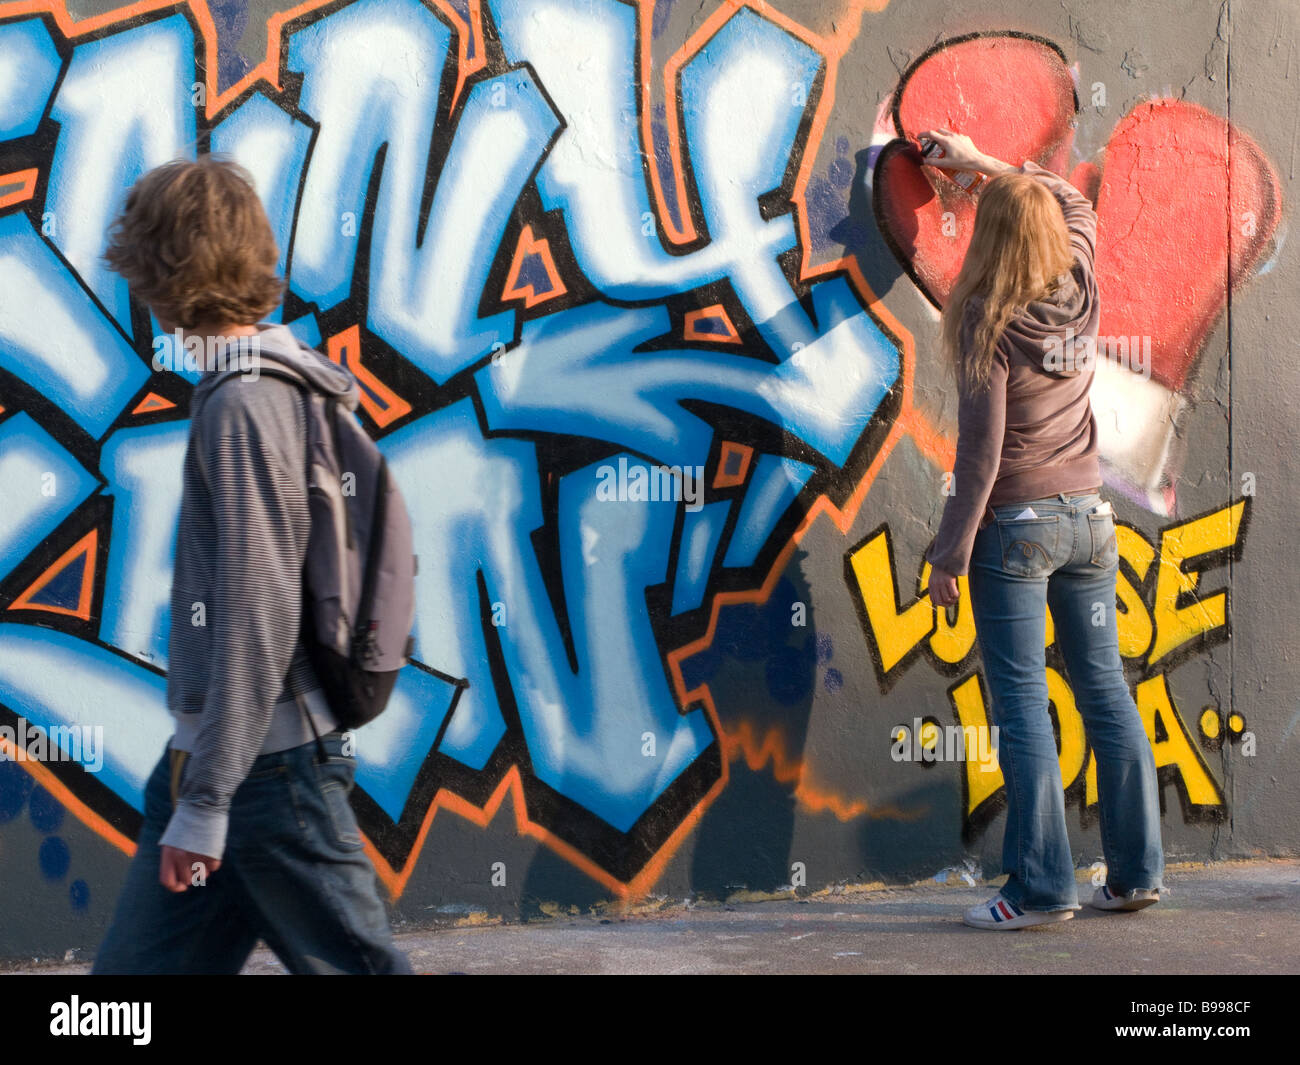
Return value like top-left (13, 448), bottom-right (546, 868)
top-left (927, 565), bottom-right (960, 608)
top-left (918, 128), bottom-right (987, 172)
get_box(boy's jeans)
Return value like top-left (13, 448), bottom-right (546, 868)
top-left (93, 730), bottom-right (411, 974)
top-left (967, 491), bottom-right (1164, 911)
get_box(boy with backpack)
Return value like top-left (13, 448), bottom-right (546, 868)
top-left (92, 156), bottom-right (412, 974)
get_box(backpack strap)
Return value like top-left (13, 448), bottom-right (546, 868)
top-left (202, 363), bottom-right (333, 763)
top-left (295, 689), bottom-right (329, 767)
top-left (198, 362), bottom-right (311, 404)
top-left (290, 383), bottom-right (333, 766)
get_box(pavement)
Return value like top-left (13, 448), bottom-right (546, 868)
top-left (6, 858), bottom-right (1298, 975)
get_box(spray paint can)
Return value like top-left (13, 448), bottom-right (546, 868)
top-left (918, 137), bottom-right (985, 193)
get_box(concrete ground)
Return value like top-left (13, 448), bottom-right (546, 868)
top-left (6, 858), bottom-right (1298, 975)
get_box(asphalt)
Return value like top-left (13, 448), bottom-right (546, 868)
top-left (6, 858), bottom-right (1298, 975)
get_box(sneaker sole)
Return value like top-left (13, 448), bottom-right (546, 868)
top-left (1090, 896), bottom-right (1159, 912)
top-left (963, 909), bottom-right (1075, 930)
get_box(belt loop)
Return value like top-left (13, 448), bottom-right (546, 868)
top-left (168, 748), bottom-right (189, 808)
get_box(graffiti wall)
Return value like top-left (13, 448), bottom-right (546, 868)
top-left (0, 0), bottom-right (1295, 959)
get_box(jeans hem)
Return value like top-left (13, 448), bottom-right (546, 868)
top-left (1004, 890), bottom-right (1081, 913)
top-left (1107, 883), bottom-right (1163, 897)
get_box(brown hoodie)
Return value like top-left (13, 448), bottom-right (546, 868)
top-left (925, 160), bottom-right (1102, 576)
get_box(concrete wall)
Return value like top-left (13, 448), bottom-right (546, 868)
top-left (0, 0), bottom-right (1294, 960)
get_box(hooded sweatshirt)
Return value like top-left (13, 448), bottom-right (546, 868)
top-left (158, 321), bottom-right (359, 860)
top-left (925, 160), bottom-right (1102, 577)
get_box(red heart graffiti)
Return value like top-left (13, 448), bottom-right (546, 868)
top-left (873, 33), bottom-right (1079, 307)
top-left (1092, 99), bottom-right (1281, 390)
top-left (874, 35), bottom-right (1283, 395)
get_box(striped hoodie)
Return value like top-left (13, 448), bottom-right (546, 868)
top-left (159, 323), bottom-right (357, 859)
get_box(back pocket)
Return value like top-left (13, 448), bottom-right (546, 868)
top-left (319, 778), bottom-right (364, 851)
top-left (1088, 511), bottom-right (1118, 568)
top-left (998, 516), bottom-right (1061, 577)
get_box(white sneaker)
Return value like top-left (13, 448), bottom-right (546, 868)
top-left (1090, 885), bottom-right (1160, 911)
top-left (963, 894), bottom-right (1075, 930)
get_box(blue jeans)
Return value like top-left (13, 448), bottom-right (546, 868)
top-left (93, 731), bottom-right (411, 974)
top-left (967, 491), bottom-right (1164, 911)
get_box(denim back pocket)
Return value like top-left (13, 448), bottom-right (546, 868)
top-left (1088, 511), bottom-right (1119, 568)
top-left (319, 780), bottom-right (364, 850)
top-left (997, 515), bottom-right (1061, 577)
top-left (315, 758), bottom-right (364, 852)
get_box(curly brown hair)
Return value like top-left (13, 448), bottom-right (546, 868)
top-left (103, 155), bottom-right (284, 329)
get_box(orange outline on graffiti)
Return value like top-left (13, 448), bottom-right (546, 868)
top-left (0, 0), bottom-right (969, 903)
top-left (683, 303), bottom-right (741, 344)
top-left (500, 223), bottom-right (567, 308)
top-left (0, 734), bottom-right (136, 857)
top-left (712, 440), bottom-right (753, 489)
top-left (722, 719), bottom-right (924, 822)
top-left (131, 391), bottom-right (177, 414)
top-left (637, 0), bottom-right (891, 248)
top-left (363, 763), bottom-right (730, 900)
top-left (8, 529), bottom-right (98, 620)
top-left (326, 324), bottom-right (413, 428)
top-left (0, 0), bottom-right (485, 118)
top-left (0, 168), bottom-right (39, 208)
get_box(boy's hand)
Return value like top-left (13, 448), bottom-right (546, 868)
top-left (160, 845), bottom-right (221, 892)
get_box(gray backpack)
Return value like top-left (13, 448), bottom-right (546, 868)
top-left (207, 360), bottom-right (417, 730)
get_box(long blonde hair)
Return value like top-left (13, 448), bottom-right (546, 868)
top-left (940, 173), bottom-right (1074, 393)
